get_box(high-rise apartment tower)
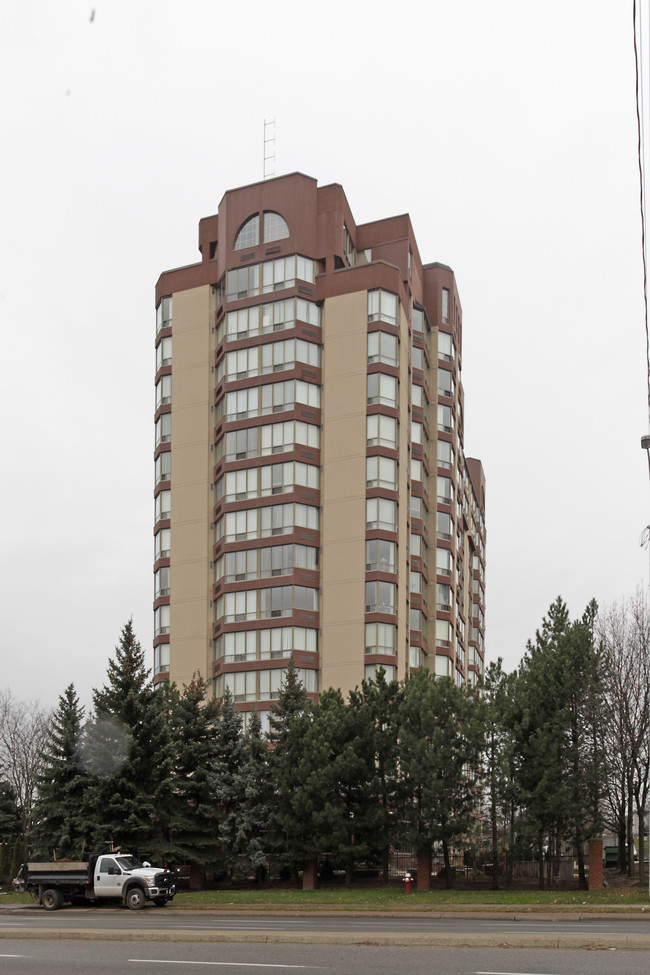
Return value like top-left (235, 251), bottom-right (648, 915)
top-left (153, 173), bottom-right (486, 726)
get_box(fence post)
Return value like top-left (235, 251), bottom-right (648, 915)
top-left (588, 838), bottom-right (603, 890)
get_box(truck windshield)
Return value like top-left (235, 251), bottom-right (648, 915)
top-left (115, 856), bottom-right (144, 871)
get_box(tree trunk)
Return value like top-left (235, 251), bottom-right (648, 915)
top-left (442, 839), bottom-right (453, 889)
top-left (636, 802), bottom-right (646, 886)
top-left (627, 773), bottom-right (635, 877)
top-left (491, 779), bottom-right (499, 890)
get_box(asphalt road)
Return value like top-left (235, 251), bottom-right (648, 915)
top-left (1, 938), bottom-right (650, 975)
top-left (2, 905), bottom-right (650, 951)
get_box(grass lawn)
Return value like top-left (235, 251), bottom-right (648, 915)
top-left (2, 886), bottom-right (648, 912)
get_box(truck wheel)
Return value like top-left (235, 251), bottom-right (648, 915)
top-left (41, 888), bottom-right (64, 911)
top-left (153, 896), bottom-right (168, 906)
top-left (125, 886), bottom-right (146, 911)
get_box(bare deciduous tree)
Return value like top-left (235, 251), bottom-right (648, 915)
top-left (0, 690), bottom-right (49, 846)
top-left (599, 591), bottom-right (650, 883)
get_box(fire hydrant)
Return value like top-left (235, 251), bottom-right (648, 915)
top-left (403, 872), bottom-right (413, 894)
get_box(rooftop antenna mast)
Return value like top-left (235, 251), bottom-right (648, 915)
top-left (263, 118), bottom-right (276, 180)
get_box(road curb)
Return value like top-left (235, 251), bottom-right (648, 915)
top-left (1, 927), bottom-right (650, 951)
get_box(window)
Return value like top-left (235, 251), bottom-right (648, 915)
top-left (227, 264), bottom-right (260, 300)
top-left (435, 654), bottom-right (453, 678)
top-left (262, 255), bottom-right (315, 292)
top-left (225, 670), bottom-right (257, 703)
top-left (366, 414), bottom-right (397, 449)
top-left (437, 583), bottom-right (451, 611)
top-left (367, 372), bottom-right (397, 407)
top-left (364, 664), bottom-right (396, 683)
top-left (344, 223), bottom-right (355, 266)
top-left (155, 450), bottom-right (171, 485)
top-left (366, 497), bottom-right (397, 531)
top-left (218, 508), bottom-right (259, 543)
top-left (365, 538), bottom-right (396, 573)
top-left (409, 646), bottom-right (423, 669)
top-left (438, 331), bottom-right (453, 361)
top-left (437, 475), bottom-right (453, 505)
top-left (226, 387), bottom-right (259, 420)
top-left (410, 495), bottom-right (422, 519)
top-left (410, 532), bottom-right (422, 556)
top-left (437, 440), bottom-right (452, 469)
top-left (154, 565), bottom-right (170, 598)
top-left (154, 604), bottom-right (170, 636)
top-left (155, 374), bottom-right (172, 409)
top-left (263, 211), bottom-right (290, 243)
top-left (155, 413), bottom-right (171, 446)
top-left (224, 346), bottom-right (260, 380)
top-left (410, 608), bottom-right (423, 632)
top-left (156, 296), bottom-right (172, 333)
top-left (412, 307), bottom-right (424, 333)
top-left (224, 549), bottom-right (257, 582)
top-left (154, 642), bottom-right (170, 675)
top-left (411, 421), bottom-right (422, 445)
top-left (260, 380), bottom-right (293, 415)
top-left (224, 590), bottom-right (257, 622)
top-left (154, 528), bottom-right (170, 561)
top-left (436, 619), bottom-right (452, 648)
top-left (367, 331), bottom-right (398, 366)
top-left (260, 337), bottom-right (321, 374)
top-left (259, 461), bottom-right (319, 496)
top-left (436, 548), bottom-right (454, 576)
top-left (438, 404), bottom-right (452, 433)
top-left (442, 288), bottom-right (450, 324)
top-left (217, 467), bottom-right (258, 502)
top-left (366, 455), bottom-right (397, 490)
top-left (155, 489), bottom-right (171, 522)
top-left (368, 289), bottom-right (398, 326)
top-left (365, 622), bottom-right (396, 654)
top-left (234, 214), bottom-right (260, 250)
top-left (410, 570), bottom-right (422, 594)
top-left (437, 511), bottom-right (452, 540)
top-left (411, 384), bottom-right (423, 408)
top-left (438, 367), bottom-right (454, 398)
top-left (365, 580), bottom-right (396, 614)
top-left (156, 336), bottom-right (172, 371)
top-left (224, 427), bottom-right (259, 462)
top-left (411, 458), bottom-right (422, 483)
top-left (411, 346), bottom-right (424, 370)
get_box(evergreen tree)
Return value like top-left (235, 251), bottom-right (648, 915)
top-left (210, 689), bottom-right (248, 883)
top-left (267, 658), bottom-right (314, 877)
top-left (513, 597), bottom-right (603, 888)
top-left (0, 782), bottom-right (20, 841)
top-left (241, 710), bottom-right (272, 881)
top-left (482, 660), bottom-right (520, 889)
top-left (166, 675), bottom-right (220, 870)
top-left (398, 669), bottom-right (484, 888)
top-left (81, 619), bottom-right (175, 854)
top-left (32, 684), bottom-right (86, 860)
top-left (348, 670), bottom-right (402, 883)
top-left (0, 839), bottom-right (11, 885)
top-left (303, 687), bottom-right (383, 885)
top-left (10, 835), bottom-right (26, 881)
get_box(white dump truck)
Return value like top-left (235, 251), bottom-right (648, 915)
top-left (14, 852), bottom-right (176, 910)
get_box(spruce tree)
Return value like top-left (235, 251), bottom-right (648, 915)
top-left (348, 670), bottom-right (402, 883)
top-left (32, 684), bottom-right (87, 860)
top-left (267, 657), bottom-right (313, 877)
top-left (398, 669), bottom-right (484, 888)
top-left (241, 710), bottom-right (271, 882)
top-left (0, 782), bottom-right (20, 842)
top-left (210, 689), bottom-right (248, 883)
top-left (81, 619), bottom-right (174, 855)
top-left (166, 675), bottom-right (220, 870)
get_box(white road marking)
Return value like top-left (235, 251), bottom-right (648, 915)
top-left (130, 961), bottom-right (326, 970)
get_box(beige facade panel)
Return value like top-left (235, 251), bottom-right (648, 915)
top-left (169, 285), bottom-right (213, 689)
top-left (320, 291), bottom-right (368, 693)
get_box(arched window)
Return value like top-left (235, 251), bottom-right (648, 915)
top-left (263, 211), bottom-right (289, 243)
top-left (234, 214), bottom-right (260, 250)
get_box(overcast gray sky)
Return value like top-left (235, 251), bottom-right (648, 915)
top-left (1, 0), bottom-right (648, 709)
